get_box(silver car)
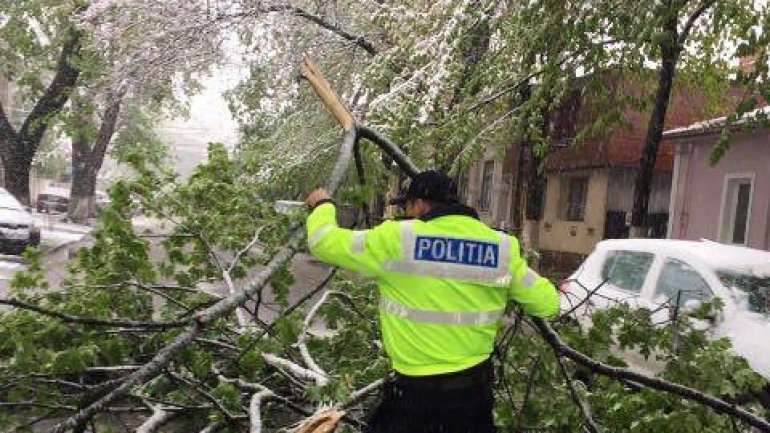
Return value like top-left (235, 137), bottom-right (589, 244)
top-left (0, 188), bottom-right (41, 255)
top-left (562, 239), bottom-right (770, 379)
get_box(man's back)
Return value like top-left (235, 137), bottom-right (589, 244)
top-left (307, 202), bottom-right (559, 376)
top-left (305, 171), bottom-right (558, 433)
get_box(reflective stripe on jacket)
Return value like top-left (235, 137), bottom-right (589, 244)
top-left (306, 202), bottom-right (559, 376)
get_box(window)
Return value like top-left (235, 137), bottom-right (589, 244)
top-left (479, 160), bottom-right (494, 210)
top-left (600, 250), bottom-right (655, 293)
top-left (719, 175), bottom-right (754, 245)
top-left (655, 259), bottom-right (713, 305)
top-left (717, 271), bottom-right (770, 315)
top-left (562, 176), bottom-right (588, 221)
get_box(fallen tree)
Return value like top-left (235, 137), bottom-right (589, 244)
top-left (0, 60), bottom-right (767, 433)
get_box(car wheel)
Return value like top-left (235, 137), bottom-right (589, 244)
top-left (29, 229), bottom-right (41, 247)
top-left (9, 245), bottom-right (27, 256)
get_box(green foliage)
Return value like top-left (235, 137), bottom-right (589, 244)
top-left (1, 141), bottom-right (767, 431)
top-left (495, 302), bottom-right (768, 432)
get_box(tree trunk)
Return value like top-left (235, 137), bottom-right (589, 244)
top-left (68, 93), bottom-right (123, 223)
top-left (3, 140), bottom-right (34, 205)
top-left (511, 142), bottom-right (526, 239)
top-left (510, 83), bottom-right (532, 239)
top-left (524, 144), bottom-right (547, 268)
top-left (0, 31), bottom-right (81, 204)
top-left (69, 137), bottom-right (98, 223)
top-left (630, 18), bottom-right (680, 235)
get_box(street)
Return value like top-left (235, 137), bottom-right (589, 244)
top-left (0, 212), bottom-right (92, 298)
top-left (1, 214), bottom-right (336, 329)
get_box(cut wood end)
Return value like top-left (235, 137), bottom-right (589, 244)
top-left (299, 58), bottom-right (316, 80)
top-left (294, 409), bottom-right (345, 433)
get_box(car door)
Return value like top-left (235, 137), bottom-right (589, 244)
top-left (592, 249), bottom-right (657, 310)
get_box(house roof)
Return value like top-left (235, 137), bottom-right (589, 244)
top-left (663, 106), bottom-right (770, 139)
top-left (546, 79), bottom-right (744, 172)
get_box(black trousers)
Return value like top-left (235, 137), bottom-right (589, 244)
top-left (365, 360), bottom-right (498, 433)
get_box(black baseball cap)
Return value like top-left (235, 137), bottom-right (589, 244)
top-left (390, 170), bottom-right (459, 206)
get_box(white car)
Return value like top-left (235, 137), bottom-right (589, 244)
top-left (561, 239), bottom-right (770, 379)
top-left (0, 188), bottom-right (41, 255)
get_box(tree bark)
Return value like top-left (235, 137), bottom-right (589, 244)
top-left (630, 16), bottom-right (680, 234)
top-left (2, 142), bottom-right (35, 206)
top-left (0, 31), bottom-right (81, 204)
top-left (510, 83), bottom-right (532, 239)
top-left (69, 138), bottom-right (98, 223)
top-left (522, 98), bottom-right (549, 260)
top-left (523, 146), bottom-right (546, 266)
top-left (511, 142), bottom-right (526, 238)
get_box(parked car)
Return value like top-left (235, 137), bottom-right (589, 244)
top-left (36, 187), bottom-right (70, 214)
top-left (561, 239), bottom-right (770, 379)
top-left (0, 188), bottom-right (41, 255)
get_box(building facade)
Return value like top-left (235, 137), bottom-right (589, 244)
top-left (665, 111), bottom-right (770, 251)
top-left (463, 77), bottom-right (734, 273)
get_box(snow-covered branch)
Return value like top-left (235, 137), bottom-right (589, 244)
top-left (135, 406), bottom-right (174, 433)
top-left (297, 291), bottom-right (347, 380)
top-left (249, 389), bottom-right (275, 433)
top-left (261, 353), bottom-right (328, 387)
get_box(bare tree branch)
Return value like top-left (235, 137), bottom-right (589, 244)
top-left (358, 125), bottom-right (420, 178)
top-left (0, 298), bottom-right (187, 330)
top-left (343, 378), bottom-right (387, 408)
top-left (298, 291), bottom-right (351, 380)
top-left (678, 0), bottom-right (717, 44)
top-left (262, 353), bottom-right (327, 386)
top-left (259, 5), bottom-right (378, 56)
top-left (555, 355), bottom-right (601, 433)
top-left (135, 405), bottom-right (175, 433)
top-left (199, 422), bottom-right (225, 433)
top-left (249, 389), bottom-right (275, 433)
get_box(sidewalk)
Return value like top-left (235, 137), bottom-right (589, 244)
top-left (33, 212), bottom-right (93, 254)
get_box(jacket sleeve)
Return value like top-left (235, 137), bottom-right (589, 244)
top-left (306, 202), bottom-right (395, 276)
top-left (507, 237), bottom-right (560, 318)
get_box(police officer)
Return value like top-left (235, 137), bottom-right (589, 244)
top-left (305, 170), bottom-right (559, 433)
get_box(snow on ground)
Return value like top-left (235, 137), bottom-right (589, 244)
top-left (40, 229), bottom-right (87, 246)
top-left (33, 214), bottom-right (93, 234)
top-left (0, 260), bottom-right (23, 273)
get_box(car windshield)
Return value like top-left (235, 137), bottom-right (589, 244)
top-left (40, 194), bottom-right (67, 202)
top-left (717, 271), bottom-right (770, 315)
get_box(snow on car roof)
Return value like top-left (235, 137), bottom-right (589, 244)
top-left (596, 239), bottom-right (770, 277)
top-left (0, 188), bottom-right (23, 210)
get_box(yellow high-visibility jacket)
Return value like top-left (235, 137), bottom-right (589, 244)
top-left (307, 202), bottom-right (559, 376)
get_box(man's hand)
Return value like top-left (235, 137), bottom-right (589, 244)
top-left (306, 188), bottom-right (331, 209)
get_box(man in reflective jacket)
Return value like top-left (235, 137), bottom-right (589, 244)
top-left (305, 170), bottom-right (559, 433)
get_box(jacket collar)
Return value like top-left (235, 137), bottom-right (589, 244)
top-left (420, 202), bottom-right (480, 222)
